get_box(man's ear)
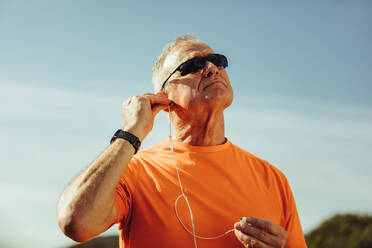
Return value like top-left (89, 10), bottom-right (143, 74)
top-left (163, 102), bottom-right (174, 113)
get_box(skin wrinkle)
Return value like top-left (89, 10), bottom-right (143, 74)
top-left (202, 112), bottom-right (212, 144)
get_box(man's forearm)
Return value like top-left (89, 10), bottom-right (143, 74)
top-left (57, 138), bottom-right (135, 242)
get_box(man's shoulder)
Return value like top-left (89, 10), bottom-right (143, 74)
top-left (230, 142), bottom-right (287, 180)
top-left (229, 142), bottom-right (268, 164)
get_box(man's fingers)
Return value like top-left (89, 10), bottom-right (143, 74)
top-left (234, 222), bottom-right (286, 248)
top-left (151, 103), bottom-right (170, 115)
top-left (234, 229), bottom-right (270, 248)
top-left (143, 94), bottom-right (172, 106)
top-left (123, 93), bottom-right (172, 108)
top-left (145, 94), bottom-right (173, 116)
top-left (245, 217), bottom-right (287, 238)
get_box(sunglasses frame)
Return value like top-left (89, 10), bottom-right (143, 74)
top-left (160, 53), bottom-right (228, 91)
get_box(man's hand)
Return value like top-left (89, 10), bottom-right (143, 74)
top-left (234, 216), bottom-right (288, 248)
top-left (122, 92), bottom-right (172, 141)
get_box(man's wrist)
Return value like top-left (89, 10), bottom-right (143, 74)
top-left (110, 129), bottom-right (141, 154)
top-left (112, 138), bottom-right (136, 153)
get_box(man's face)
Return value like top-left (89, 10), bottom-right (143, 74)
top-left (160, 41), bottom-right (234, 116)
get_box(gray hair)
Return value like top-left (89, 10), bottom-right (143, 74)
top-left (152, 34), bottom-right (200, 92)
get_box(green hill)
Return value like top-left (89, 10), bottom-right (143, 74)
top-left (305, 213), bottom-right (372, 248)
top-left (66, 213), bottom-right (372, 248)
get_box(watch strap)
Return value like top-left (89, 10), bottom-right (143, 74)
top-left (110, 129), bottom-right (141, 154)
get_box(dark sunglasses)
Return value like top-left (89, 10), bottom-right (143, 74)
top-left (160, 53), bottom-right (228, 90)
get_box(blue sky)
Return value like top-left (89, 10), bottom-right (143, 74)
top-left (0, 1), bottom-right (371, 247)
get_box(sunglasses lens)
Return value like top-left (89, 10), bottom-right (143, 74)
top-left (180, 58), bottom-right (206, 75)
top-left (209, 54), bottom-right (228, 68)
top-left (220, 55), bottom-right (228, 67)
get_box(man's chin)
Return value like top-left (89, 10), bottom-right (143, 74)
top-left (203, 86), bottom-right (229, 99)
top-left (206, 87), bottom-right (232, 101)
top-left (202, 95), bottom-right (233, 112)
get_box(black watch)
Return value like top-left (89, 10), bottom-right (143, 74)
top-left (110, 129), bottom-right (141, 154)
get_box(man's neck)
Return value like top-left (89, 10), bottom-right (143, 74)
top-left (171, 111), bottom-right (226, 146)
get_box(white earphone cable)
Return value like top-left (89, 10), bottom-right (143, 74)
top-left (168, 105), bottom-right (235, 248)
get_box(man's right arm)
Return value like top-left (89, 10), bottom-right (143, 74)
top-left (57, 93), bottom-right (171, 242)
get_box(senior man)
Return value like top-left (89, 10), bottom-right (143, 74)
top-left (57, 34), bottom-right (307, 248)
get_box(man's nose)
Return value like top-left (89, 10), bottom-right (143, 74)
top-left (202, 61), bottom-right (219, 78)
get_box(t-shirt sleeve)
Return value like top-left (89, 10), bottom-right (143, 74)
top-left (283, 179), bottom-right (308, 248)
top-left (114, 157), bottom-right (139, 226)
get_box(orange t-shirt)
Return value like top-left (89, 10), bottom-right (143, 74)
top-left (114, 139), bottom-right (307, 248)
